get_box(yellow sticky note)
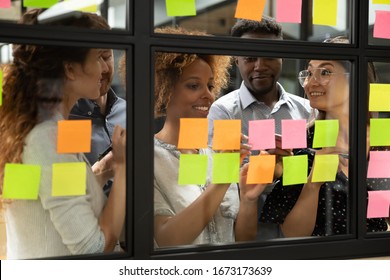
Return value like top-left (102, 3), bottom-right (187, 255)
top-left (235, 0), bottom-right (266, 21)
top-left (177, 118), bottom-right (208, 149)
top-left (311, 154), bottom-right (339, 182)
top-left (23, 0), bottom-right (58, 8)
top-left (212, 120), bottom-right (241, 151)
top-left (2, 163), bottom-right (41, 200)
top-left (52, 162), bottom-right (87, 196)
top-left (313, 0), bottom-right (338, 26)
top-left (64, 0), bottom-right (98, 12)
top-left (373, 0), bottom-right (390, 4)
top-left (246, 155), bottom-right (276, 184)
top-left (370, 118), bottom-right (390, 146)
top-left (57, 120), bottom-right (92, 153)
top-left (369, 84), bottom-right (390, 112)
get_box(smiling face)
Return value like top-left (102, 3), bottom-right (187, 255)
top-left (166, 58), bottom-right (215, 120)
top-left (235, 32), bottom-right (282, 101)
top-left (304, 60), bottom-right (349, 114)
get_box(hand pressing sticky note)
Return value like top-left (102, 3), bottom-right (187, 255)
top-left (312, 120), bottom-right (339, 148)
top-left (212, 153), bottom-right (240, 184)
top-left (282, 155), bottom-right (308, 186)
top-left (313, 0), bottom-right (338, 26)
top-left (2, 163), bottom-right (41, 200)
top-left (52, 162), bottom-right (87, 196)
top-left (57, 120), bottom-right (92, 153)
top-left (370, 118), bottom-right (390, 146)
top-left (235, 0), bottom-right (266, 21)
top-left (281, 119), bottom-right (307, 149)
top-left (212, 120), bottom-right (241, 151)
top-left (367, 190), bottom-right (390, 219)
top-left (23, 0), bottom-right (58, 8)
top-left (178, 118), bottom-right (208, 149)
top-left (246, 155), bottom-right (276, 184)
top-left (178, 154), bottom-right (208, 185)
top-left (311, 154), bottom-right (339, 183)
top-left (248, 119), bottom-right (275, 150)
top-left (166, 0), bottom-right (196, 17)
top-left (369, 83), bottom-right (390, 112)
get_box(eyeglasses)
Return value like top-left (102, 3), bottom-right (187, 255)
top-left (297, 68), bottom-right (349, 87)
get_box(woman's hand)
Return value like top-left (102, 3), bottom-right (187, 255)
top-left (239, 163), bottom-right (267, 203)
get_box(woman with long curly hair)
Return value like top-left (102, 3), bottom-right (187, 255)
top-left (153, 27), bottom-right (266, 247)
top-left (0, 9), bottom-right (126, 259)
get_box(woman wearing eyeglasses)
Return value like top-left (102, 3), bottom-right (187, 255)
top-left (260, 36), bottom-right (388, 237)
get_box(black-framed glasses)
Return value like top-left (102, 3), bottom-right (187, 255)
top-left (298, 68), bottom-right (349, 87)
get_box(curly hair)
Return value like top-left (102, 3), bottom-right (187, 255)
top-left (0, 9), bottom-right (109, 192)
top-left (154, 27), bottom-right (232, 117)
top-left (231, 16), bottom-right (283, 39)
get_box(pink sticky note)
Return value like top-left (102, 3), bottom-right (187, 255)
top-left (281, 119), bottom-right (307, 149)
top-left (276, 0), bottom-right (302, 23)
top-left (248, 119), bottom-right (275, 150)
top-left (367, 190), bottom-right (390, 218)
top-left (374, 11), bottom-right (390, 39)
top-left (367, 151), bottom-right (390, 178)
top-left (0, 0), bottom-right (11, 8)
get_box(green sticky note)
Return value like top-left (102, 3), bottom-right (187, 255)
top-left (311, 154), bottom-right (339, 183)
top-left (313, 120), bottom-right (339, 148)
top-left (52, 162), bottom-right (87, 196)
top-left (2, 163), bottom-right (41, 200)
top-left (369, 84), bottom-right (390, 112)
top-left (178, 154), bottom-right (208, 185)
top-left (370, 118), bottom-right (390, 146)
top-left (283, 155), bottom-right (308, 186)
top-left (166, 0), bottom-right (196, 17)
top-left (212, 153), bottom-right (240, 184)
top-left (313, 0), bottom-right (337, 26)
top-left (0, 68), bottom-right (2, 106)
top-left (23, 0), bottom-right (58, 8)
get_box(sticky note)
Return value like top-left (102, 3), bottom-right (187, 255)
top-left (246, 155), bottom-right (276, 184)
top-left (212, 153), bottom-right (240, 184)
top-left (374, 11), bottom-right (390, 39)
top-left (57, 120), bottom-right (92, 153)
top-left (2, 164), bottom-right (41, 200)
top-left (248, 119), bottom-right (275, 150)
top-left (166, 0), bottom-right (196, 17)
top-left (0, 0), bottom-right (11, 9)
top-left (312, 120), bottom-right (339, 148)
top-left (369, 84), bottom-right (390, 112)
top-left (313, 0), bottom-right (337, 26)
top-left (311, 154), bottom-right (339, 182)
top-left (283, 155), bottom-right (308, 186)
top-left (23, 0), bottom-right (58, 8)
top-left (281, 119), bottom-right (307, 149)
top-left (370, 118), bottom-right (390, 146)
top-left (276, 0), bottom-right (302, 23)
top-left (52, 162), bottom-right (87, 196)
top-left (367, 190), bottom-right (390, 218)
top-left (235, 0), bottom-right (266, 21)
top-left (178, 154), bottom-right (208, 185)
top-left (0, 69), bottom-right (2, 106)
top-left (212, 120), bottom-right (241, 151)
top-left (178, 118), bottom-right (208, 149)
top-left (367, 151), bottom-right (390, 178)
top-left (64, 0), bottom-right (98, 12)
top-left (373, 0), bottom-right (390, 4)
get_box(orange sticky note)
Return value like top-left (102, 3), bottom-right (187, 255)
top-left (177, 118), bottom-right (208, 149)
top-left (246, 155), bottom-right (276, 184)
top-left (212, 120), bottom-right (241, 150)
top-left (235, 0), bottom-right (266, 21)
top-left (57, 120), bottom-right (92, 153)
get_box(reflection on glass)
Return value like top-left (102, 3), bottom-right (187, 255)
top-left (366, 62), bottom-right (390, 233)
top-left (0, 9), bottom-right (128, 260)
top-left (0, 0), bottom-right (127, 30)
top-left (154, 0), bottom-right (351, 42)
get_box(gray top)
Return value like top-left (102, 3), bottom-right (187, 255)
top-left (154, 138), bottom-right (239, 246)
top-left (5, 112), bottom-right (106, 259)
